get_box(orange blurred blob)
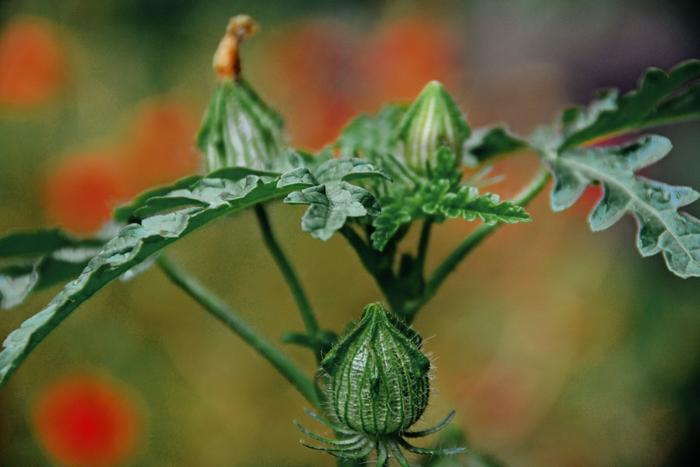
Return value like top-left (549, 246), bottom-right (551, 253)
top-left (261, 21), bottom-right (359, 149)
top-left (33, 374), bottom-right (142, 467)
top-left (122, 100), bottom-right (200, 192)
top-left (361, 18), bottom-right (461, 104)
top-left (460, 366), bottom-right (537, 432)
top-left (0, 17), bottom-right (67, 107)
top-left (43, 99), bottom-right (200, 234)
top-left (574, 184), bottom-right (604, 215)
top-left (43, 152), bottom-right (128, 235)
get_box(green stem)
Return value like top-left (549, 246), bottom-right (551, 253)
top-left (415, 220), bottom-right (433, 278)
top-left (339, 226), bottom-right (404, 313)
top-left (408, 167), bottom-right (551, 319)
top-left (156, 254), bottom-right (320, 408)
top-left (254, 206), bottom-right (320, 340)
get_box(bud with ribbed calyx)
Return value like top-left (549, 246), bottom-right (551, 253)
top-left (323, 302), bottom-right (430, 434)
top-left (395, 81), bottom-right (470, 173)
top-left (197, 15), bottom-right (287, 172)
top-left (295, 302), bottom-right (464, 465)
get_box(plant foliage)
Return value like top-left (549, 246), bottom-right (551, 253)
top-left (547, 135), bottom-right (700, 277)
top-left (0, 229), bottom-right (105, 309)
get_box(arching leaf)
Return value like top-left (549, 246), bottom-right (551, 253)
top-left (0, 167), bottom-right (315, 387)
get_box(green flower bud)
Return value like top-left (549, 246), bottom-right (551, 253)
top-left (321, 302), bottom-right (431, 435)
top-left (395, 81), bottom-right (470, 172)
top-left (197, 16), bottom-right (287, 172)
top-left (295, 302), bottom-right (465, 463)
top-left (197, 80), bottom-right (286, 172)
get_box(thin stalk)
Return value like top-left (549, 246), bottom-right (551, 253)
top-left (156, 254), bottom-right (320, 407)
top-left (339, 226), bottom-right (404, 313)
top-left (254, 206), bottom-right (320, 338)
top-left (415, 220), bottom-right (433, 278)
top-left (409, 168), bottom-right (551, 318)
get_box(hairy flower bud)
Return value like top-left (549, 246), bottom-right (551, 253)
top-left (295, 302), bottom-right (464, 464)
top-left (395, 81), bottom-right (470, 172)
top-left (321, 302), bottom-right (430, 435)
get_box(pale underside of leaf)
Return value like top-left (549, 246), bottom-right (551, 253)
top-left (548, 135), bottom-right (700, 278)
top-left (0, 230), bottom-right (106, 310)
top-left (284, 158), bottom-right (388, 241)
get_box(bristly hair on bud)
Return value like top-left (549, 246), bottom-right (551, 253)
top-left (295, 302), bottom-right (465, 465)
top-left (395, 81), bottom-right (470, 173)
top-left (197, 15), bottom-right (287, 172)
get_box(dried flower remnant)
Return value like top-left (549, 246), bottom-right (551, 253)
top-left (213, 15), bottom-right (258, 81)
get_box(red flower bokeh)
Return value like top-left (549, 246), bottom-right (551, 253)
top-left (122, 100), bottom-right (200, 192)
top-left (259, 17), bottom-right (462, 150)
top-left (43, 152), bottom-right (129, 235)
top-left (261, 21), bottom-right (359, 150)
top-left (42, 99), bottom-right (201, 235)
top-left (361, 18), bottom-right (461, 104)
top-left (33, 374), bottom-right (142, 467)
top-left (0, 17), bottom-right (67, 107)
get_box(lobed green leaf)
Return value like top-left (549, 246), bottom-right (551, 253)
top-left (560, 60), bottom-right (700, 149)
top-left (333, 104), bottom-right (405, 161)
top-left (548, 135), bottom-right (700, 278)
top-left (463, 126), bottom-right (528, 167)
top-left (284, 158), bottom-right (387, 241)
top-left (371, 149), bottom-right (530, 251)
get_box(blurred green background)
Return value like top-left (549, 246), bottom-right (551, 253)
top-left (1, 0), bottom-right (699, 466)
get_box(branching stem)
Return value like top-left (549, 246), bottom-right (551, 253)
top-left (339, 226), bottom-right (404, 313)
top-left (405, 167), bottom-right (551, 319)
top-left (156, 254), bottom-right (320, 407)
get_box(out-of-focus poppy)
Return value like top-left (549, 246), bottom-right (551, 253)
top-left (43, 152), bottom-right (128, 235)
top-left (33, 374), bottom-right (142, 467)
top-left (122, 100), bottom-right (200, 192)
top-left (259, 21), bottom-right (359, 149)
top-left (0, 17), bottom-right (67, 108)
top-left (360, 18), bottom-right (461, 105)
top-left (42, 99), bottom-right (201, 235)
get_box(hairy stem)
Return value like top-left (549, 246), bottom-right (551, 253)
top-left (408, 167), bottom-right (551, 319)
top-left (254, 206), bottom-right (321, 349)
top-left (156, 254), bottom-right (320, 407)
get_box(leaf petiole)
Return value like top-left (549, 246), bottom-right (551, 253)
top-left (156, 254), bottom-right (321, 407)
top-left (254, 205), bottom-right (323, 360)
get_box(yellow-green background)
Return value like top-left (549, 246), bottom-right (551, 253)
top-left (1, 0), bottom-right (699, 466)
